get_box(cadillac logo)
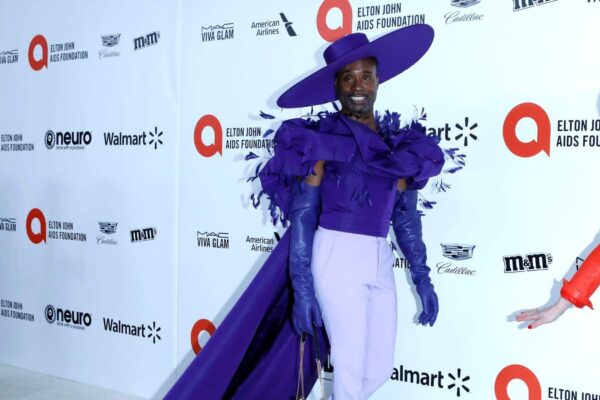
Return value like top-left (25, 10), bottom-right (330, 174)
top-left (451, 0), bottom-right (481, 7)
top-left (99, 222), bottom-right (118, 234)
top-left (441, 243), bottom-right (476, 261)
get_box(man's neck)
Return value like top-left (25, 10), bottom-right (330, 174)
top-left (341, 110), bottom-right (377, 132)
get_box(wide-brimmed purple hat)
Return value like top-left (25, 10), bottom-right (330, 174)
top-left (277, 24), bottom-right (434, 108)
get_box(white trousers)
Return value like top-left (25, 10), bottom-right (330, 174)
top-left (311, 227), bottom-right (397, 400)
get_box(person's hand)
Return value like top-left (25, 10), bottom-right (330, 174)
top-left (416, 283), bottom-right (438, 326)
top-left (292, 295), bottom-right (323, 336)
top-left (515, 297), bottom-right (572, 329)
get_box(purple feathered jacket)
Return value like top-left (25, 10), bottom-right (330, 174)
top-left (165, 111), bottom-right (444, 400)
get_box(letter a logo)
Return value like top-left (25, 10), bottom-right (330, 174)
top-left (495, 364), bottom-right (541, 400)
top-left (503, 102), bottom-right (551, 157)
top-left (194, 115), bottom-right (223, 157)
top-left (26, 208), bottom-right (47, 244)
top-left (317, 0), bottom-right (353, 42)
top-left (190, 319), bottom-right (216, 355)
top-left (28, 35), bottom-right (48, 71)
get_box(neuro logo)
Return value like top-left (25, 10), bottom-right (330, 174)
top-left (45, 305), bottom-right (92, 328)
top-left (447, 368), bottom-right (470, 397)
top-left (495, 364), bottom-right (541, 400)
top-left (45, 305), bottom-right (56, 323)
top-left (317, 0), bottom-right (353, 42)
top-left (454, 117), bottom-right (478, 146)
top-left (452, 0), bottom-right (481, 6)
top-left (441, 244), bottom-right (475, 261)
top-left (26, 208), bottom-right (46, 244)
top-left (28, 34), bottom-right (48, 71)
top-left (194, 114), bottom-right (223, 157)
top-left (44, 129), bottom-right (92, 150)
top-left (45, 130), bottom-right (55, 149)
top-left (147, 321), bottom-right (162, 344)
top-left (147, 126), bottom-right (163, 149)
top-left (191, 319), bottom-right (217, 355)
top-left (503, 102), bottom-right (551, 157)
top-left (279, 13), bottom-right (297, 36)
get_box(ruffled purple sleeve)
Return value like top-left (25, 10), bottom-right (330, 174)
top-left (258, 118), bottom-right (355, 221)
top-left (388, 121), bottom-right (445, 190)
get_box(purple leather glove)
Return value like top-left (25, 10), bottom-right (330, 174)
top-left (392, 190), bottom-right (439, 326)
top-left (288, 181), bottom-right (323, 336)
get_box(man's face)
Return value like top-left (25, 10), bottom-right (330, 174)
top-left (335, 57), bottom-right (379, 117)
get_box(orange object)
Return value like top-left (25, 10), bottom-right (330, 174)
top-left (561, 244), bottom-right (600, 309)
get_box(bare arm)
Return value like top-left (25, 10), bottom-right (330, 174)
top-left (516, 298), bottom-right (572, 329)
top-left (304, 160), bottom-right (325, 187)
top-left (396, 178), bottom-right (407, 192)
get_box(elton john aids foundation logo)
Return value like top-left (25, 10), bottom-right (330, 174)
top-left (503, 102), bottom-right (551, 158)
top-left (495, 364), bottom-right (541, 400)
top-left (194, 114), bottom-right (223, 157)
top-left (28, 35), bottom-right (48, 71)
top-left (191, 318), bottom-right (216, 355)
top-left (26, 208), bottom-right (46, 244)
top-left (317, 0), bottom-right (353, 42)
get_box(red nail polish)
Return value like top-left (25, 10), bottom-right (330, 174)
top-left (528, 325), bottom-right (532, 329)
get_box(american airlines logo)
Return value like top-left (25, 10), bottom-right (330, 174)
top-left (503, 252), bottom-right (553, 273)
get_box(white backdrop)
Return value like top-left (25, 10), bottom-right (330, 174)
top-left (1, 1), bottom-right (600, 399)
top-left (0, 1), bottom-right (181, 398)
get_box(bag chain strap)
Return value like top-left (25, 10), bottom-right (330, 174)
top-left (313, 331), bottom-right (325, 400)
top-left (296, 331), bottom-right (326, 400)
top-left (296, 332), bottom-right (306, 400)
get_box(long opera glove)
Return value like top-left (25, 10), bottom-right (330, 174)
top-left (289, 181), bottom-right (323, 335)
top-left (392, 190), bottom-right (439, 326)
top-left (561, 243), bottom-right (600, 309)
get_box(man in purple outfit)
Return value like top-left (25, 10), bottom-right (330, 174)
top-left (167, 24), bottom-right (443, 400)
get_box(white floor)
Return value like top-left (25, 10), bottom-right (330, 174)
top-left (0, 365), bottom-right (144, 400)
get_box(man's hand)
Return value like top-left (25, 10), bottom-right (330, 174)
top-left (292, 296), bottom-right (323, 336)
top-left (416, 283), bottom-right (438, 326)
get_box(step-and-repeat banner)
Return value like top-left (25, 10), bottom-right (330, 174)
top-left (2, 1), bottom-right (600, 399)
top-left (0, 1), bottom-right (180, 398)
